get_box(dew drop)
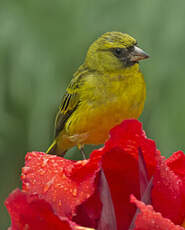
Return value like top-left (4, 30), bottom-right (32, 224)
top-left (40, 170), bottom-right (45, 175)
top-left (72, 188), bottom-right (77, 196)
top-left (31, 152), bottom-right (37, 157)
top-left (24, 224), bottom-right (29, 230)
top-left (43, 183), bottom-right (50, 193)
top-left (22, 166), bottom-right (30, 174)
top-left (58, 200), bottom-right (62, 206)
top-left (41, 158), bottom-right (49, 167)
top-left (26, 155), bottom-right (32, 161)
top-left (151, 220), bottom-right (155, 225)
top-left (43, 176), bottom-right (55, 193)
top-left (24, 182), bottom-right (30, 190)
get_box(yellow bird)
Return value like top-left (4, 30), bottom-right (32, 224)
top-left (47, 32), bottom-right (149, 157)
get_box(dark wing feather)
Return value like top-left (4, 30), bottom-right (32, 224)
top-left (54, 73), bottom-right (83, 138)
top-left (54, 92), bottom-right (79, 137)
top-left (54, 65), bottom-right (89, 138)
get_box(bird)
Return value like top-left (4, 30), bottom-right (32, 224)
top-left (46, 31), bottom-right (149, 158)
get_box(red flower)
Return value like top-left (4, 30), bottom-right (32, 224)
top-left (5, 120), bottom-right (185, 230)
top-left (6, 189), bottom-right (92, 230)
top-left (130, 195), bottom-right (184, 230)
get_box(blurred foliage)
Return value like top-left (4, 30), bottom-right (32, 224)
top-left (1, 0), bottom-right (185, 228)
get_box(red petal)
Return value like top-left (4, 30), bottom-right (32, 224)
top-left (72, 186), bottom-right (101, 228)
top-left (5, 189), bottom-right (91, 230)
top-left (90, 119), bottom-right (157, 230)
top-left (105, 119), bottom-right (156, 176)
top-left (166, 151), bottom-right (185, 179)
top-left (152, 154), bottom-right (185, 225)
top-left (22, 152), bottom-right (100, 222)
top-left (130, 195), bottom-right (184, 230)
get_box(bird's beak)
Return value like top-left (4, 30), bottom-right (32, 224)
top-left (130, 46), bottom-right (149, 62)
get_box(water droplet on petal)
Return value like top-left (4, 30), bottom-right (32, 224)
top-left (24, 182), bottom-right (30, 190)
top-left (24, 224), bottom-right (29, 230)
top-left (41, 158), bottom-right (49, 167)
top-left (43, 176), bottom-right (56, 193)
top-left (72, 188), bottom-right (77, 196)
top-left (58, 200), bottom-right (62, 206)
top-left (31, 152), bottom-right (38, 157)
top-left (22, 166), bottom-right (30, 174)
top-left (26, 155), bottom-right (32, 161)
top-left (40, 170), bottom-right (45, 175)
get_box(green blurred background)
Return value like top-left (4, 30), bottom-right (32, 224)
top-left (1, 0), bottom-right (185, 228)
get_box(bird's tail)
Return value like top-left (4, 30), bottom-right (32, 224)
top-left (46, 139), bottom-right (66, 156)
top-left (46, 139), bottom-right (57, 154)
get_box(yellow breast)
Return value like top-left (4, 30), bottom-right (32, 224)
top-left (63, 64), bottom-right (146, 146)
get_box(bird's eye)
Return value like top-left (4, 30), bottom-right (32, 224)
top-left (114, 48), bottom-right (122, 57)
top-left (127, 46), bottom-right (135, 52)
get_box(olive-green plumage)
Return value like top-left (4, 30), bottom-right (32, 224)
top-left (47, 32), bottom-right (149, 155)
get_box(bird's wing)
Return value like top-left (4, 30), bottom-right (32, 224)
top-left (54, 73), bottom-right (83, 138)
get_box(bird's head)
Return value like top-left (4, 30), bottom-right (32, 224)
top-left (85, 32), bottom-right (149, 72)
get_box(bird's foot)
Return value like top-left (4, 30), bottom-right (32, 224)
top-left (78, 144), bottom-right (86, 160)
